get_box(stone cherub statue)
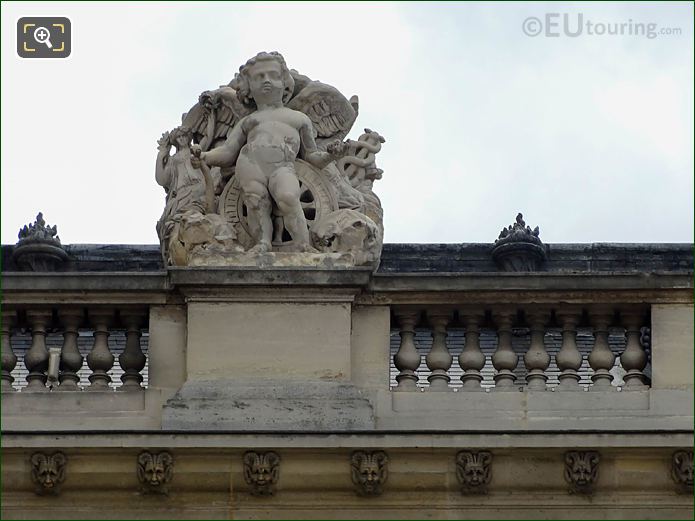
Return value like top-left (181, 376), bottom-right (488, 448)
top-left (155, 51), bottom-right (386, 268)
top-left (192, 52), bottom-right (348, 254)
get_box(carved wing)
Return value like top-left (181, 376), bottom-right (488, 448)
top-left (287, 81), bottom-right (359, 148)
top-left (182, 86), bottom-right (252, 152)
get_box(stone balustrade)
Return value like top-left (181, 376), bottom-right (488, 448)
top-left (1, 307), bottom-right (149, 393)
top-left (0, 243), bottom-right (691, 436)
top-left (390, 305), bottom-right (650, 392)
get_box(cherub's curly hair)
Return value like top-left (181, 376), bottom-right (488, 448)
top-left (231, 51), bottom-right (295, 108)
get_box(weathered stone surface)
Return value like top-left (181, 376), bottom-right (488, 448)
top-left (162, 380), bottom-right (375, 431)
top-left (188, 250), bottom-right (358, 269)
top-left (311, 209), bottom-right (381, 267)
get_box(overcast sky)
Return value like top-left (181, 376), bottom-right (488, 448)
top-left (1, 1), bottom-right (693, 245)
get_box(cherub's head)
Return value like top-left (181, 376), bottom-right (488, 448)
top-left (231, 52), bottom-right (295, 108)
top-left (169, 125), bottom-right (192, 150)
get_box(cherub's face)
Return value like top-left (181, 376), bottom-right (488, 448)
top-left (247, 60), bottom-right (285, 103)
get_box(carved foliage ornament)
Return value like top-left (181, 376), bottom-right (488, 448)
top-left (350, 450), bottom-right (388, 496)
top-left (137, 451), bottom-right (174, 494)
top-left (30, 452), bottom-right (67, 495)
top-left (243, 451), bottom-right (280, 496)
top-left (671, 450), bottom-right (693, 494)
top-left (491, 213), bottom-right (546, 272)
top-left (456, 450), bottom-right (492, 495)
top-left (13, 212), bottom-right (68, 271)
top-left (564, 450), bottom-right (599, 495)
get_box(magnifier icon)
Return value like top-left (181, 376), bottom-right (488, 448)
top-left (33, 26), bottom-right (53, 49)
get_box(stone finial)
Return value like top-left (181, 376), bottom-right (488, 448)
top-left (30, 452), bottom-right (67, 495)
top-left (491, 213), bottom-right (547, 272)
top-left (456, 450), bottom-right (492, 495)
top-left (137, 451), bottom-right (174, 494)
top-left (13, 212), bottom-right (68, 271)
top-left (243, 451), bottom-right (280, 496)
top-left (564, 450), bottom-right (599, 495)
top-left (350, 450), bottom-right (388, 496)
top-left (671, 450), bottom-right (693, 494)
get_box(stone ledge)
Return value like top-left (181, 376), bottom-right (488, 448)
top-left (168, 266), bottom-right (373, 287)
top-left (2, 432), bottom-right (692, 448)
top-left (370, 271), bottom-right (693, 293)
top-left (1, 272), bottom-right (168, 292)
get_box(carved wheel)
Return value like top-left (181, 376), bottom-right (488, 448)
top-left (219, 159), bottom-right (339, 250)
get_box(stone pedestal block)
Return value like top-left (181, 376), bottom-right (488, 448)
top-left (164, 268), bottom-right (375, 431)
top-left (186, 301), bottom-right (352, 381)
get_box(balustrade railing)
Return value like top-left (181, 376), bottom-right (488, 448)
top-left (1, 307), bottom-right (149, 392)
top-left (390, 305), bottom-right (651, 392)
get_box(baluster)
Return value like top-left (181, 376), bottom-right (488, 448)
top-left (524, 310), bottom-right (550, 391)
top-left (393, 310), bottom-right (420, 391)
top-left (119, 311), bottom-right (147, 391)
top-left (86, 309), bottom-right (114, 391)
top-left (556, 310), bottom-right (583, 391)
top-left (492, 308), bottom-right (518, 390)
top-left (1, 310), bottom-right (18, 392)
top-left (425, 310), bottom-right (452, 391)
top-left (56, 309), bottom-right (84, 391)
top-left (620, 310), bottom-right (648, 390)
top-left (588, 309), bottom-right (615, 391)
top-left (459, 311), bottom-right (486, 391)
top-left (24, 310), bottom-right (53, 392)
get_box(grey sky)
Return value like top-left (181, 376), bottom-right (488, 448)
top-left (2, 1), bottom-right (693, 245)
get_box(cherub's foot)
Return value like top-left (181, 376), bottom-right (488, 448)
top-left (248, 241), bottom-right (271, 254)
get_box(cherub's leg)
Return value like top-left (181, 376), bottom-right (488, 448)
top-left (237, 159), bottom-right (273, 252)
top-left (269, 166), bottom-right (314, 251)
top-left (244, 188), bottom-right (273, 253)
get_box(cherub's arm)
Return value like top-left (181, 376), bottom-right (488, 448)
top-left (300, 116), bottom-right (347, 169)
top-left (201, 118), bottom-right (247, 167)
